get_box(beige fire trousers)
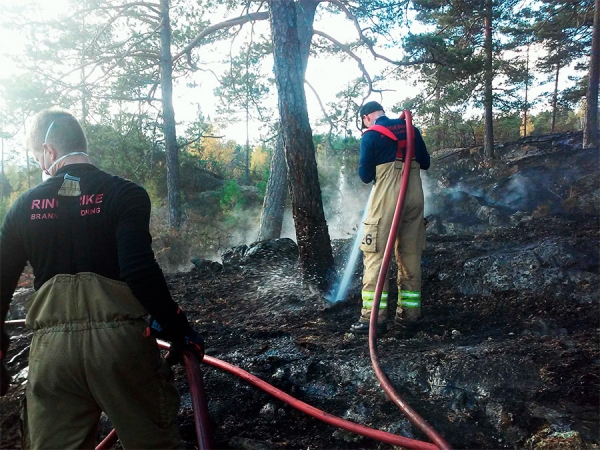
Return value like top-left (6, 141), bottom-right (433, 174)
top-left (22, 273), bottom-right (184, 450)
top-left (359, 160), bottom-right (426, 323)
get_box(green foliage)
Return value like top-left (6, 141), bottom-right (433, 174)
top-left (531, 108), bottom-right (582, 135)
top-left (493, 113), bottom-right (521, 143)
top-left (249, 145), bottom-right (270, 182)
top-left (314, 132), bottom-right (361, 202)
top-left (144, 177), bottom-right (168, 210)
top-left (214, 40), bottom-right (273, 122)
top-left (0, 197), bottom-right (11, 226)
top-left (313, 132), bottom-right (360, 159)
top-left (85, 114), bottom-right (162, 185)
top-left (219, 179), bottom-right (244, 211)
top-left (255, 180), bottom-right (267, 199)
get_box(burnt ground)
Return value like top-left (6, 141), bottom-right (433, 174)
top-left (1, 134), bottom-right (599, 449)
top-left (174, 216), bottom-right (600, 450)
top-left (2, 215), bottom-right (598, 450)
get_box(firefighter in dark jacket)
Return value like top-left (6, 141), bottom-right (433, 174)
top-left (350, 101), bottom-right (430, 334)
top-left (0, 109), bottom-right (203, 449)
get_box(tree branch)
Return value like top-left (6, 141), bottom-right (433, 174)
top-left (179, 134), bottom-right (225, 150)
top-left (313, 29), bottom-right (379, 101)
top-left (53, 22), bottom-right (162, 89)
top-left (173, 12), bottom-right (269, 64)
top-left (323, 0), bottom-right (429, 66)
top-left (305, 79), bottom-right (336, 149)
top-left (69, 2), bottom-right (161, 18)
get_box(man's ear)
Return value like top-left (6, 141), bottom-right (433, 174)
top-left (42, 143), bottom-right (58, 163)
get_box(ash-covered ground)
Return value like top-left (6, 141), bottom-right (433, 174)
top-left (1, 133), bottom-right (598, 449)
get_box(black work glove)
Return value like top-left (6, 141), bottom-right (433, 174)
top-left (146, 309), bottom-right (205, 364)
top-left (166, 329), bottom-right (205, 365)
top-left (1, 330), bottom-right (11, 397)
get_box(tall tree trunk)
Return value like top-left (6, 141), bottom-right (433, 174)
top-left (1, 135), bottom-right (4, 200)
top-left (245, 106), bottom-right (251, 184)
top-left (434, 86), bottom-right (441, 148)
top-left (258, 0), bottom-right (317, 241)
top-left (258, 129), bottom-right (287, 241)
top-left (159, 0), bottom-right (181, 228)
top-left (523, 45), bottom-right (529, 137)
top-left (295, 0), bottom-right (318, 75)
top-left (23, 117), bottom-right (30, 189)
top-left (483, 0), bottom-right (494, 158)
top-left (551, 63), bottom-right (560, 133)
top-left (583, 0), bottom-right (599, 148)
top-left (269, 0), bottom-right (334, 288)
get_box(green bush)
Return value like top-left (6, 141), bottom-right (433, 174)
top-left (256, 180), bottom-right (267, 199)
top-left (220, 179), bottom-right (244, 211)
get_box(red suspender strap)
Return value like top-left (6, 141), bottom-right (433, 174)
top-left (364, 124), bottom-right (408, 160)
top-left (366, 125), bottom-right (397, 141)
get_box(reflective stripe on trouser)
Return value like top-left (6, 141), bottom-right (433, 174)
top-left (23, 273), bottom-right (184, 450)
top-left (360, 160), bottom-right (425, 323)
top-left (362, 290), bottom-right (388, 310)
top-left (400, 290), bottom-right (421, 308)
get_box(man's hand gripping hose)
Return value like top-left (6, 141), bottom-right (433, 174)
top-left (145, 308), bottom-right (205, 364)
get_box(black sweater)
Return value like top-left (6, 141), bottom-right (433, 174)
top-left (0, 164), bottom-right (182, 330)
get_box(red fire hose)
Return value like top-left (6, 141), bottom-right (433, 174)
top-left (367, 110), bottom-right (452, 450)
top-left (199, 353), bottom-right (438, 450)
top-left (5, 319), bottom-right (439, 449)
top-left (182, 347), bottom-right (213, 449)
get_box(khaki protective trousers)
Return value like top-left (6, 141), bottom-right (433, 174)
top-left (22, 273), bottom-right (184, 450)
top-left (359, 160), bottom-right (425, 323)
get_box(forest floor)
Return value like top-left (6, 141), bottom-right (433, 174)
top-left (1, 215), bottom-right (598, 450)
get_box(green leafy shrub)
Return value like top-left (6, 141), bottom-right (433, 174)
top-left (220, 179), bottom-right (244, 211)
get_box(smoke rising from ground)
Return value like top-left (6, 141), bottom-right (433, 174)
top-left (322, 165), bottom-right (372, 241)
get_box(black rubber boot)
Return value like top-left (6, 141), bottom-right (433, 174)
top-left (350, 321), bottom-right (387, 335)
top-left (393, 317), bottom-right (422, 335)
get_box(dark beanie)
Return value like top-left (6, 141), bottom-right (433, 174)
top-left (359, 101), bottom-right (384, 117)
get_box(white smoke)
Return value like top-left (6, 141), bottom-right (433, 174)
top-left (323, 165), bottom-right (372, 240)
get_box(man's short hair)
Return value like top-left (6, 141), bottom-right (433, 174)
top-left (26, 109), bottom-right (87, 157)
top-left (359, 101), bottom-right (384, 118)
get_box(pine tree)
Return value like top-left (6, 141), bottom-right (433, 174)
top-left (534, 0), bottom-right (594, 134)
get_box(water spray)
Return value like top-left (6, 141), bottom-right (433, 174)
top-left (327, 188), bottom-right (374, 303)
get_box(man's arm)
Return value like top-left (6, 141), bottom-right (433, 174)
top-left (0, 201), bottom-right (28, 326)
top-left (358, 134), bottom-right (376, 183)
top-left (114, 183), bottom-right (194, 340)
top-left (414, 127), bottom-right (430, 170)
top-left (0, 200), bottom-right (27, 396)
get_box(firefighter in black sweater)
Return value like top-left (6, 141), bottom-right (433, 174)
top-left (0, 109), bottom-right (202, 449)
